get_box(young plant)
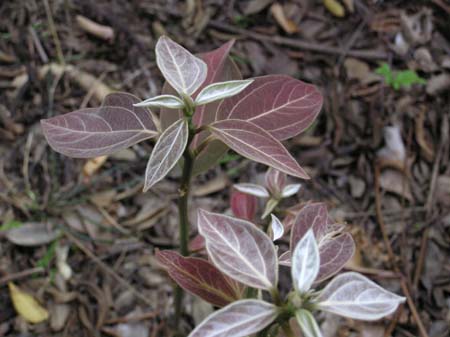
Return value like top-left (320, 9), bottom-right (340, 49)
top-left (157, 205), bottom-right (405, 337)
top-left (375, 62), bottom-right (426, 90)
top-left (40, 36), bottom-right (322, 324)
top-left (234, 167), bottom-right (302, 218)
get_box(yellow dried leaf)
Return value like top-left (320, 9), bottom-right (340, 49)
top-left (8, 282), bottom-right (49, 323)
top-left (83, 155), bottom-right (108, 177)
top-left (323, 0), bottom-right (345, 17)
top-left (270, 3), bottom-right (299, 34)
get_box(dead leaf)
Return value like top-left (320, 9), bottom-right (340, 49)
top-left (50, 303), bottom-right (70, 331)
top-left (6, 222), bottom-right (59, 246)
top-left (76, 15), bottom-right (114, 41)
top-left (8, 282), bottom-right (49, 324)
top-left (415, 107), bottom-right (435, 161)
top-left (323, 0), bottom-right (345, 18)
top-left (192, 174), bottom-right (228, 197)
top-left (378, 125), bottom-right (406, 162)
top-left (426, 73), bottom-right (450, 95)
top-left (436, 175), bottom-right (450, 206)
top-left (342, 0), bottom-right (354, 12)
top-left (379, 169), bottom-right (413, 201)
top-left (83, 155), bottom-right (108, 178)
top-left (400, 9), bottom-right (433, 46)
top-left (270, 3), bottom-right (299, 34)
top-left (243, 0), bottom-right (274, 15)
top-left (344, 58), bottom-right (380, 84)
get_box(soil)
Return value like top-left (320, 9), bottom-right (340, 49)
top-left (0, 1), bottom-right (449, 336)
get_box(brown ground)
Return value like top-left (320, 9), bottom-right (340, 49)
top-left (0, 1), bottom-right (449, 336)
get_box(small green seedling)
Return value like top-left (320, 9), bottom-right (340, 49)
top-left (376, 62), bottom-right (426, 90)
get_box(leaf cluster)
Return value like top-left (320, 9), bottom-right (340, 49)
top-left (375, 62), bottom-right (426, 90)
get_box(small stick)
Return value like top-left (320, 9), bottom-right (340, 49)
top-left (104, 310), bottom-right (158, 324)
top-left (43, 0), bottom-right (65, 65)
top-left (0, 267), bottom-right (45, 286)
top-left (374, 164), bottom-right (430, 337)
top-left (76, 15), bottom-right (114, 41)
top-left (65, 231), bottom-right (154, 307)
top-left (208, 20), bottom-right (389, 60)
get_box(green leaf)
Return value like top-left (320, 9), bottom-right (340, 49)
top-left (0, 220), bottom-right (23, 232)
top-left (296, 309), bottom-right (323, 337)
top-left (195, 80), bottom-right (254, 106)
top-left (134, 94), bottom-right (185, 109)
top-left (36, 240), bottom-right (58, 269)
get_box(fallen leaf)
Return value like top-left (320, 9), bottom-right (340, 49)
top-left (8, 282), bottom-right (49, 323)
top-left (379, 169), bottom-right (413, 201)
top-left (415, 107), bottom-right (435, 161)
top-left (323, 0), bottom-right (345, 18)
top-left (83, 155), bottom-right (108, 178)
top-left (270, 3), bottom-right (299, 34)
top-left (192, 174), bottom-right (228, 197)
top-left (243, 0), bottom-right (273, 15)
top-left (6, 222), bottom-right (59, 246)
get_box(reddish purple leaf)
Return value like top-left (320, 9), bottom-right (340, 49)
top-left (230, 189), bottom-right (257, 221)
top-left (189, 234), bottom-right (206, 252)
top-left (285, 203), bottom-right (355, 282)
top-left (156, 250), bottom-right (243, 307)
top-left (317, 232), bottom-right (355, 282)
top-left (209, 119), bottom-right (309, 179)
top-left (197, 209), bottom-right (278, 290)
top-left (216, 75), bottom-right (323, 140)
top-left (265, 168), bottom-right (286, 197)
top-left (41, 92), bottom-right (157, 158)
top-left (188, 299), bottom-right (277, 337)
top-left (290, 203), bottom-right (328, 248)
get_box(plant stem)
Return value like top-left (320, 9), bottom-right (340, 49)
top-left (281, 322), bottom-right (295, 337)
top-left (174, 130), bottom-right (195, 327)
top-left (178, 150), bottom-right (194, 256)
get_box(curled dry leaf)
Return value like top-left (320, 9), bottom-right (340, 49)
top-left (188, 299), bottom-right (278, 337)
top-left (197, 210), bottom-right (278, 290)
top-left (217, 75), bottom-right (323, 141)
top-left (41, 93), bottom-right (157, 158)
top-left (156, 250), bottom-right (243, 307)
top-left (156, 36), bottom-right (207, 96)
top-left (209, 119), bottom-right (309, 179)
top-left (144, 119), bottom-right (188, 191)
top-left (76, 15), bottom-right (114, 41)
top-left (270, 3), bottom-right (299, 34)
top-left (9, 282), bottom-right (49, 324)
top-left (316, 272), bottom-right (405, 320)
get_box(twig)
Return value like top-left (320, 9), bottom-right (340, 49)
top-left (208, 21), bottom-right (389, 60)
top-left (65, 231), bottom-right (154, 307)
top-left (43, 0), bottom-right (65, 65)
top-left (0, 267), bottom-right (45, 286)
top-left (104, 310), bottom-right (158, 324)
top-left (414, 114), bottom-right (449, 290)
top-left (29, 26), bottom-right (49, 63)
top-left (374, 164), bottom-right (430, 337)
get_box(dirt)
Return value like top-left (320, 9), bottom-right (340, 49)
top-left (0, 1), bottom-right (449, 336)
